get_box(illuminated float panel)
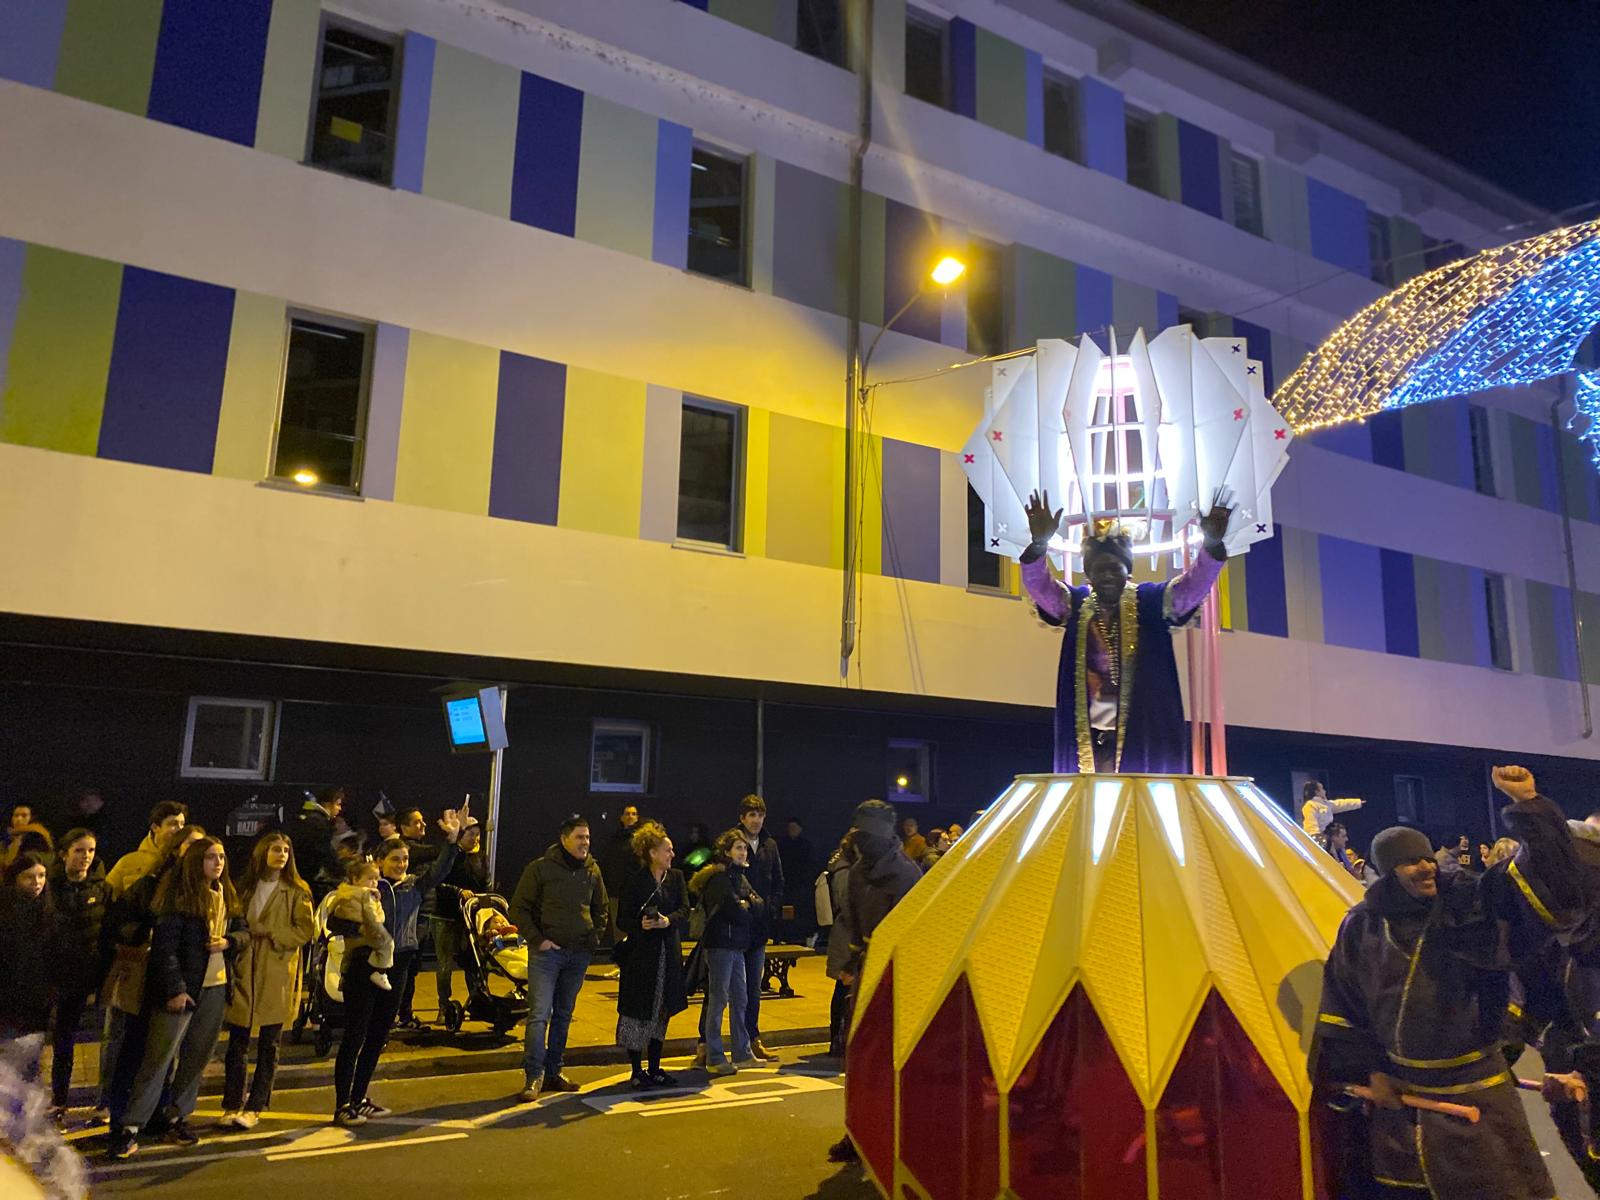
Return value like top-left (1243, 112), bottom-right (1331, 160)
top-left (844, 774), bottom-right (1361, 1200)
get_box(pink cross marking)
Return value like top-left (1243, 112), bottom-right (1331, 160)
top-left (1274, 428), bottom-right (1287, 440)
top-left (991, 430), bottom-right (1003, 442)
top-left (1233, 408), bottom-right (1245, 421)
top-left (963, 453), bottom-right (975, 463)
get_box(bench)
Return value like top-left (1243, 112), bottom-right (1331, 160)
top-left (681, 941), bottom-right (810, 998)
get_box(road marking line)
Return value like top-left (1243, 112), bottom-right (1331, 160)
top-left (636, 1096), bottom-right (786, 1117)
top-left (193, 1107), bottom-right (476, 1131)
top-left (266, 1132), bottom-right (468, 1161)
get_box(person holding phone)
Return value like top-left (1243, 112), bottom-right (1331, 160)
top-left (115, 837), bottom-right (239, 1158)
top-left (614, 821), bottom-right (688, 1089)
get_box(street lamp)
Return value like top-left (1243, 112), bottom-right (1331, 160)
top-left (840, 253), bottom-right (969, 677)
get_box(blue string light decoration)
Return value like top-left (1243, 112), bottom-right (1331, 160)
top-left (1273, 217), bottom-right (1600, 466)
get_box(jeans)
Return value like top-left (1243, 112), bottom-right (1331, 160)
top-left (828, 978), bottom-right (851, 1052)
top-left (705, 948), bottom-right (750, 1066)
top-left (50, 990), bottom-right (94, 1108)
top-left (398, 924), bottom-right (429, 1020)
top-left (334, 953), bottom-right (405, 1111)
top-left (125, 985), bottom-right (227, 1129)
top-left (743, 943), bottom-right (766, 1043)
top-left (222, 1023), bottom-right (282, 1112)
top-left (433, 917), bottom-right (464, 1005)
top-left (522, 946), bottom-right (590, 1082)
top-left (104, 1009), bottom-right (150, 1123)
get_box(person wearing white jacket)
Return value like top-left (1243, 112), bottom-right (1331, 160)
top-left (1301, 780), bottom-right (1363, 837)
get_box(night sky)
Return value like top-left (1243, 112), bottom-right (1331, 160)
top-left (1135, 0), bottom-right (1600, 218)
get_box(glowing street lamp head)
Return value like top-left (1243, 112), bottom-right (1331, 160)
top-left (930, 256), bottom-right (966, 286)
top-left (291, 468), bottom-right (319, 487)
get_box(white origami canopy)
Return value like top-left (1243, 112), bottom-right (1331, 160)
top-left (962, 327), bottom-right (1292, 567)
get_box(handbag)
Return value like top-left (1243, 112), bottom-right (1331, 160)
top-left (682, 940), bottom-right (708, 996)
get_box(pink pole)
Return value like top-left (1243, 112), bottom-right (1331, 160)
top-left (1183, 541), bottom-right (1206, 774)
top-left (1207, 584), bottom-right (1228, 775)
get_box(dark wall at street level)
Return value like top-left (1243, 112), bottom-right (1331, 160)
top-left (3, 617), bottom-right (1595, 880)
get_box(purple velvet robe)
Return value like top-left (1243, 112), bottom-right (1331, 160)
top-left (1022, 554), bottom-right (1223, 774)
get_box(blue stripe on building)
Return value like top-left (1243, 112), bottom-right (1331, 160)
top-left (1380, 548), bottom-right (1420, 657)
top-left (511, 72), bottom-right (584, 236)
top-left (146, 0), bottom-right (272, 146)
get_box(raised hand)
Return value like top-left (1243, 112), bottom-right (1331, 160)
top-left (1199, 486), bottom-right (1235, 547)
top-left (438, 807), bottom-right (463, 843)
top-left (1491, 765), bottom-right (1537, 803)
top-left (1025, 489), bottom-right (1064, 546)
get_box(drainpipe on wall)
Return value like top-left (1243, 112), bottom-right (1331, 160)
top-left (1551, 374), bottom-right (1593, 740)
top-left (840, 0), bottom-right (874, 680)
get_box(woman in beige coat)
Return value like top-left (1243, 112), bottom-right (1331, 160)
top-left (220, 832), bottom-right (315, 1128)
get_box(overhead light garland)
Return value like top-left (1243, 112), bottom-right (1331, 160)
top-left (1273, 217), bottom-right (1600, 464)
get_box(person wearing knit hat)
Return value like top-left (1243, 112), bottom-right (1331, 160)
top-left (827, 799), bottom-right (922, 1166)
top-left (1313, 766), bottom-right (1584, 1198)
top-left (1019, 486), bottom-right (1236, 774)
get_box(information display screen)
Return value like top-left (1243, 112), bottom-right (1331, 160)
top-left (445, 696), bottom-right (488, 748)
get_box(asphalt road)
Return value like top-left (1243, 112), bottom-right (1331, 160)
top-left (84, 1047), bottom-right (876, 1200)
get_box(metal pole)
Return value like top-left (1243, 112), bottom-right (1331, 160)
top-left (840, 0), bottom-right (874, 678)
top-left (755, 694), bottom-right (766, 796)
top-left (1207, 583), bottom-right (1228, 774)
top-left (1183, 541), bottom-right (1205, 773)
top-left (1552, 380), bottom-right (1594, 739)
top-left (485, 685), bottom-right (507, 884)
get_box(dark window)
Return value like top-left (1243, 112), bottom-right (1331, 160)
top-left (1484, 573), bottom-right (1513, 670)
top-left (1124, 106), bottom-right (1159, 194)
top-left (272, 315), bottom-right (372, 492)
top-left (1394, 774), bottom-right (1425, 826)
top-left (1229, 150), bottom-right (1263, 236)
top-left (1177, 306), bottom-right (1210, 336)
top-left (967, 483), bottom-right (1002, 589)
top-left (1042, 71), bottom-right (1081, 162)
top-left (965, 237), bottom-right (1004, 356)
top-left (904, 10), bottom-right (949, 109)
top-left (1423, 236), bottom-right (1465, 271)
top-left (796, 0), bottom-right (846, 66)
top-left (307, 22), bottom-right (399, 184)
top-left (677, 399), bottom-right (743, 548)
top-left (1367, 213), bottom-right (1394, 286)
top-left (688, 144), bottom-right (748, 285)
top-left (1468, 404), bottom-right (1497, 496)
top-left (888, 739), bottom-right (932, 804)
top-left (181, 698), bottom-right (275, 781)
top-left (591, 720), bottom-right (651, 794)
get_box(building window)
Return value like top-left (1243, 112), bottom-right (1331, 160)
top-left (1124, 106), bottom-right (1159, 194)
top-left (591, 720), bottom-right (651, 793)
top-left (1042, 71), bottom-right (1081, 163)
top-left (1176, 306), bottom-right (1210, 336)
top-left (180, 698), bottom-right (277, 781)
top-left (1393, 774), bottom-right (1425, 826)
top-left (795, 0), bottom-right (846, 66)
top-left (967, 483), bottom-right (1003, 589)
top-left (904, 9), bottom-right (949, 109)
top-left (1423, 236), bottom-right (1464, 271)
top-left (1468, 404), bottom-right (1497, 496)
top-left (677, 398), bottom-right (744, 548)
top-left (271, 315), bottom-right (373, 492)
top-left (1484, 573), bottom-right (1513, 670)
top-left (1368, 212), bottom-right (1394, 286)
top-left (307, 20), bottom-right (399, 184)
top-left (688, 143), bottom-right (748, 285)
top-left (1229, 150), bottom-right (1264, 236)
top-left (888, 739), bottom-right (932, 804)
top-left (965, 237), bottom-right (1004, 357)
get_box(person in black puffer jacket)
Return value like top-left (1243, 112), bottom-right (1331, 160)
top-left (690, 831), bottom-right (764, 1075)
top-left (47, 828), bottom-right (111, 1117)
top-left (433, 817), bottom-right (489, 1015)
top-left (117, 837), bottom-right (240, 1157)
top-left (0, 852), bottom-right (55, 1043)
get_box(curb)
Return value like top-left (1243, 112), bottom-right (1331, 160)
top-left (195, 1026), bottom-right (833, 1095)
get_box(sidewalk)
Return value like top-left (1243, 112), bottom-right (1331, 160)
top-left (52, 951), bottom-right (836, 1099)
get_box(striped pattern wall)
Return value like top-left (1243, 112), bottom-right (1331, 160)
top-left (1, 239), bottom-right (1593, 683)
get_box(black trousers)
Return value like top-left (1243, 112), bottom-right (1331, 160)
top-left (223, 1023), bottom-right (282, 1112)
top-left (50, 989), bottom-right (92, 1107)
top-left (334, 952), bottom-right (405, 1110)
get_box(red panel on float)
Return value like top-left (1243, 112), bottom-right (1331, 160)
top-left (899, 975), bottom-right (1001, 1200)
top-left (1154, 992), bottom-right (1302, 1200)
top-left (1008, 986), bottom-right (1146, 1200)
top-left (846, 965), bottom-right (897, 1190)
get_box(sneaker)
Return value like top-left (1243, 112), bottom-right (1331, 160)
top-left (542, 1073), bottom-right (580, 1093)
top-left (369, 971), bottom-right (392, 991)
top-left (106, 1127), bottom-right (139, 1160)
top-left (219, 1110), bottom-right (243, 1128)
top-left (356, 1098), bottom-right (392, 1119)
top-left (628, 1070), bottom-right (651, 1091)
top-left (162, 1119), bottom-right (200, 1147)
top-left (333, 1106), bottom-right (368, 1128)
top-left (234, 1111), bottom-right (260, 1130)
top-left (750, 1038), bottom-right (779, 1062)
top-left (692, 1044), bottom-right (707, 1068)
top-left (48, 1106), bottom-right (68, 1131)
top-left (645, 1069), bottom-right (677, 1088)
top-left (733, 1054), bottom-right (758, 1067)
top-left (517, 1078), bottom-right (543, 1104)
top-left (827, 1135), bottom-right (860, 1163)
top-left (706, 1060), bottom-right (737, 1077)
top-left (89, 1106), bottom-right (109, 1128)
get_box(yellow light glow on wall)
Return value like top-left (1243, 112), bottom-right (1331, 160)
top-left (291, 469), bottom-right (319, 486)
top-left (929, 256), bottom-right (966, 286)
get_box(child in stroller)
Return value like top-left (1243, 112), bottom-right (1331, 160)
top-left (438, 892), bottom-right (529, 1035)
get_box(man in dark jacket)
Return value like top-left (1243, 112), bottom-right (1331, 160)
top-left (434, 818), bottom-right (489, 1014)
top-left (599, 805), bottom-right (641, 945)
top-left (776, 817), bottom-right (815, 943)
top-left (828, 798), bottom-right (922, 1163)
top-left (510, 816), bottom-right (608, 1102)
top-left (394, 805), bottom-right (442, 1029)
top-left (729, 794), bottom-right (785, 1061)
top-left (287, 788), bottom-right (342, 900)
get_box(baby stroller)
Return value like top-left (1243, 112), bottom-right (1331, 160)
top-left (439, 893), bottom-right (529, 1036)
top-left (290, 894), bottom-right (347, 1056)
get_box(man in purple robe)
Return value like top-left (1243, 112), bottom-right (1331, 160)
top-left (1020, 488), bottom-right (1234, 774)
